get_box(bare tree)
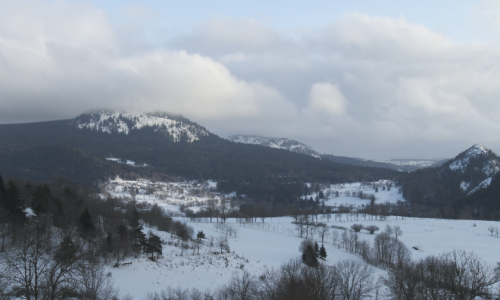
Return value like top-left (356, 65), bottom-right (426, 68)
top-left (439, 250), bottom-right (500, 300)
top-left (2, 224), bottom-right (53, 300)
top-left (351, 224), bottom-right (364, 232)
top-left (393, 226), bottom-right (403, 241)
top-left (335, 259), bottom-right (375, 300)
top-left (74, 259), bottom-right (119, 300)
top-left (317, 224), bottom-right (330, 243)
top-left (365, 225), bottom-right (379, 234)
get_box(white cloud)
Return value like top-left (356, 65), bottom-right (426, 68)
top-left (306, 82), bottom-right (347, 116)
top-left (1, 1), bottom-right (500, 159)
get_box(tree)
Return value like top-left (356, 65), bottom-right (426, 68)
top-left (383, 260), bottom-right (422, 300)
top-left (335, 259), bottom-right (375, 300)
top-left (317, 224), bottom-right (330, 243)
top-left (217, 236), bottom-right (229, 254)
top-left (43, 235), bottom-right (80, 300)
top-left (299, 239), bottom-right (318, 268)
top-left (351, 224), bottom-right (364, 232)
top-left (393, 225), bottom-right (403, 241)
top-left (144, 233), bottom-right (162, 259)
top-left (74, 259), bottom-right (119, 300)
top-left (365, 225), bottom-right (379, 234)
top-left (2, 224), bottom-right (53, 300)
top-left (439, 250), bottom-right (500, 300)
top-left (78, 208), bottom-right (95, 236)
top-left (196, 230), bottom-right (205, 240)
top-left (319, 244), bottom-right (327, 259)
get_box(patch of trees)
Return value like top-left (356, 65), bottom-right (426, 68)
top-left (0, 174), bottom-right (196, 299)
top-left (0, 119), bottom-right (398, 204)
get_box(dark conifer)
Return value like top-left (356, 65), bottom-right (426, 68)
top-left (319, 244), bottom-right (327, 259)
top-left (79, 208), bottom-right (94, 235)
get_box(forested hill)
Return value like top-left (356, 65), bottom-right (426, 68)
top-left (399, 144), bottom-right (500, 219)
top-left (0, 110), bottom-right (398, 203)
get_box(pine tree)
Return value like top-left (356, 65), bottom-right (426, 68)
top-left (314, 242), bottom-right (320, 256)
top-left (302, 244), bottom-right (318, 267)
top-left (3, 180), bottom-right (26, 228)
top-left (319, 244), bottom-right (327, 259)
top-left (79, 208), bottom-right (94, 235)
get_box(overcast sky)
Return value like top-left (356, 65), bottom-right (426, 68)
top-left (1, 0), bottom-right (500, 159)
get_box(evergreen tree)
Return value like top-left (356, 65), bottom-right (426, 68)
top-left (319, 244), bottom-right (327, 259)
top-left (54, 235), bottom-right (77, 264)
top-left (314, 242), bottom-right (320, 256)
top-left (0, 175), bottom-right (5, 196)
top-left (3, 179), bottom-right (26, 228)
top-left (78, 208), bottom-right (94, 235)
top-left (302, 244), bottom-right (318, 267)
top-left (319, 191), bottom-right (325, 199)
top-left (197, 230), bottom-right (206, 240)
top-left (144, 233), bottom-right (162, 259)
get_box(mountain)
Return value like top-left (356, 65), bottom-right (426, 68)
top-left (320, 155), bottom-right (447, 172)
top-left (227, 135), bottom-right (320, 158)
top-left (399, 144), bottom-right (500, 219)
top-left (0, 110), bottom-right (398, 203)
top-left (73, 110), bottom-right (210, 143)
top-left (227, 135), bottom-right (446, 172)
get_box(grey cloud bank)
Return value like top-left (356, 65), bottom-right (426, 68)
top-left (0, 1), bottom-right (499, 159)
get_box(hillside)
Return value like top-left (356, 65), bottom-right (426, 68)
top-left (400, 144), bottom-right (500, 219)
top-left (227, 135), bottom-right (321, 158)
top-left (0, 110), bottom-right (398, 203)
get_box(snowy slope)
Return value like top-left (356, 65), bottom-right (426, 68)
top-left (373, 159), bottom-right (438, 168)
top-left (72, 110), bottom-right (210, 142)
top-left (444, 144), bottom-right (500, 193)
top-left (468, 177), bottom-right (493, 195)
top-left (227, 135), bottom-right (320, 158)
top-left (449, 144), bottom-right (499, 176)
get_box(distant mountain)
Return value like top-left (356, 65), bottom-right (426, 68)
top-left (320, 155), bottom-right (447, 172)
top-left (227, 135), bottom-right (320, 158)
top-left (227, 135), bottom-right (447, 171)
top-left (73, 110), bottom-right (210, 142)
top-left (400, 144), bottom-right (500, 219)
top-left (0, 110), bottom-right (398, 203)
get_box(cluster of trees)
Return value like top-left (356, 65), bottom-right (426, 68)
top-left (300, 239), bottom-right (327, 267)
top-left (399, 149), bottom-right (500, 220)
top-left (0, 174), bottom-right (197, 299)
top-left (383, 250), bottom-right (500, 299)
top-left (145, 259), bottom-right (378, 300)
top-left (145, 249), bottom-right (500, 300)
top-left (0, 117), bottom-right (399, 205)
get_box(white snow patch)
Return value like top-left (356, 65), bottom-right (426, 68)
top-left (75, 110), bottom-right (209, 143)
top-left (468, 177), bottom-right (493, 195)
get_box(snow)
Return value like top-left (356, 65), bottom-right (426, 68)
top-left (108, 215), bottom-right (500, 299)
top-left (320, 181), bottom-right (404, 207)
top-left (449, 144), bottom-right (500, 176)
top-left (75, 110), bottom-right (210, 143)
top-left (468, 177), bottom-right (493, 195)
top-left (106, 158), bottom-right (148, 167)
top-left (226, 135), bottom-right (320, 158)
top-left (460, 181), bottom-right (470, 191)
top-left (373, 159), bottom-right (436, 167)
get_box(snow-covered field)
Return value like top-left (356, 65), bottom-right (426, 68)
top-left (108, 211), bottom-right (500, 299)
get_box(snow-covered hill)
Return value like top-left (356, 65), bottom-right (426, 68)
top-left (72, 110), bottom-right (210, 142)
top-left (447, 144), bottom-right (499, 194)
top-left (227, 135), bottom-right (320, 158)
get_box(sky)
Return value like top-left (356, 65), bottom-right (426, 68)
top-left (1, 0), bottom-right (500, 159)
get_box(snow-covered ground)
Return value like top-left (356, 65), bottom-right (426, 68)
top-left (108, 209), bottom-right (500, 299)
top-left (313, 180), bottom-right (405, 207)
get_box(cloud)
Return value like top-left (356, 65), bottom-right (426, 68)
top-left (1, 1), bottom-right (500, 159)
top-left (306, 83), bottom-right (347, 116)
